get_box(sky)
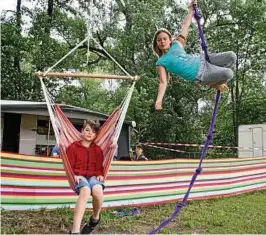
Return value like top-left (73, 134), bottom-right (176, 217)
top-left (1, 0), bottom-right (17, 11)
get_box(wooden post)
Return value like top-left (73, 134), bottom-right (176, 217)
top-left (35, 72), bottom-right (140, 81)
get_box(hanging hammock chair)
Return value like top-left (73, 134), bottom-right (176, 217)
top-left (37, 34), bottom-right (139, 191)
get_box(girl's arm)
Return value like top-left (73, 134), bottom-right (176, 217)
top-left (176, 2), bottom-right (194, 47)
top-left (155, 66), bottom-right (168, 110)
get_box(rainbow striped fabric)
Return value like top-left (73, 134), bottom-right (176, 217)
top-left (1, 152), bottom-right (266, 210)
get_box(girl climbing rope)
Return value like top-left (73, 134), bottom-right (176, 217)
top-left (153, 0), bottom-right (236, 110)
top-left (149, 1), bottom-right (234, 233)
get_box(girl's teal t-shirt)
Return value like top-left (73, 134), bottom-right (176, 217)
top-left (156, 41), bottom-right (200, 81)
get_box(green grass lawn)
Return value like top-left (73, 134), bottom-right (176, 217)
top-left (1, 190), bottom-right (266, 234)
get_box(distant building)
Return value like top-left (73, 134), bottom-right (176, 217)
top-left (238, 124), bottom-right (266, 158)
top-left (1, 100), bottom-right (132, 158)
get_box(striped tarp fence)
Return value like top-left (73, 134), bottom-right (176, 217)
top-left (1, 152), bottom-right (266, 210)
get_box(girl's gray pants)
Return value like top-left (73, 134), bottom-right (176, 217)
top-left (196, 51), bottom-right (237, 85)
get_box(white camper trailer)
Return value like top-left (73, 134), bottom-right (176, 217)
top-left (238, 124), bottom-right (266, 158)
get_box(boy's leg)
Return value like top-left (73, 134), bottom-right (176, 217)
top-left (91, 185), bottom-right (104, 220)
top-left (72, 187), bottom-right (91, 233)
top-left (80, 184), bottom-right (104, 234)
top-left (209, 51), bottom-right (236, 68)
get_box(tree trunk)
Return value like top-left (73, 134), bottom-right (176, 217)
top-left (45, 0), bottom-right (54, 35)
top-left (14, 0), bottom-right (21, 73)
top-left (231, 41), bottom-right (239, 146)
top-left (14, 0), bottom-right (22, 99)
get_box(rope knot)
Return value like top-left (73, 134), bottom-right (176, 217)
top-left (193, 12), bottom-right (201, 21)
top-left (207, 135), bottom-right (212, 141)
top-left (176, 202), bottom-right (186, 209)
top-left (201, 42), bottom-right (208, 50)
top-left (196, 167), bottom-right (202, 174)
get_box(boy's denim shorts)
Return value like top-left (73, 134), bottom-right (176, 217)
top-left (74, 176), bottom-right (105, 195)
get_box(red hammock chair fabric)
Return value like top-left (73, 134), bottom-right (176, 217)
top-left (55, 105), bottom-right (121, 190)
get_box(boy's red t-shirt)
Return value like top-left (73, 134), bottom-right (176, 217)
top-left (66, 140), bottom-right (104, 178)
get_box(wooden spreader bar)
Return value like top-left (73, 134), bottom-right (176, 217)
top-left (35, 72), bottom-right (140, 81)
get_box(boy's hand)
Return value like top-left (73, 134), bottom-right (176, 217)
top-left (155, 100), bottom-right (163, 110)
top-left (74, 175), bottom-right (85, 183)
top-left (97, 175), bottom-right (104, 182)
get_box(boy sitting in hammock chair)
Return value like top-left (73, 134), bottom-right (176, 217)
top-left (153, 0), bottom-right (236, 110)
top-left (67, 120), bottom-right (104, 234)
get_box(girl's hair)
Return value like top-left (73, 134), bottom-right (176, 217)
top-left (82, 120), bottom-right (100, 133)
top-left (152, 28), bottom-right (172, 57)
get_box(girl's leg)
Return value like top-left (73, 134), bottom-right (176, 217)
top-left (72, 186), bottom-right (91, 233)
top-left (199, 62), bottom-right (234, 85)
top-left (209, 51), bottom-right (236, 68)
top-left (91, 185), bottom-right (104, 220)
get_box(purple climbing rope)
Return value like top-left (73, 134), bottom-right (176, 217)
top-left (149, 3), bottom-right (221, 234)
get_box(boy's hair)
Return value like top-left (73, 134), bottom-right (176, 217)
top-left (152, 28), bottom-right (172, 57)
top-left (136, 144), bottom-right (143, 149)
top-left (82, 120), bottom-right (100, 133)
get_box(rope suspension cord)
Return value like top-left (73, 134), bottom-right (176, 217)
top-left (39, 77), bottom-right (60, 144)
top-left (149, 1), bottom-right (222, 233)
top-left (143, 142), bottom-right (239, 150)
top-left (91, 37), bottom-right (136, 80)
top-left (143, 144), bottom-right (186, 153)
top-left (42, 37), bottom-right (89, 77)
top-left (143, 143), bottom-right (236, 157)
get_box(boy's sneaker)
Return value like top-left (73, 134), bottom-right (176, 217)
top-left (81, 215), bottom-right (101, 234)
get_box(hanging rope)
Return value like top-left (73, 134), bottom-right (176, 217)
top-left (149, 1), bottom-right (222, 234)
top-left (143, 143), bottom-right (186, 153)
top-left (142, 142), bottom-right (240, 150)
top-left (42, 37), bottom-right (88, 76)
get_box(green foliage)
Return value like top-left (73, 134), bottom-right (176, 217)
top-left (56, 78), bottom-right (117, 113)
top-left (199, 0), bottom-right (266, 145)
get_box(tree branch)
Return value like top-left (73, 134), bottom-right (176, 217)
top-left (239, 28), bottom-right (255, 102)
top-left (86, 56), bottom-right (102, 66)
top-left (96, 31), bottom-right (105, 46)
top-left (1, 10), bottom-right (17, 15)
top-left (215, 22), bottom-right (243, 27)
